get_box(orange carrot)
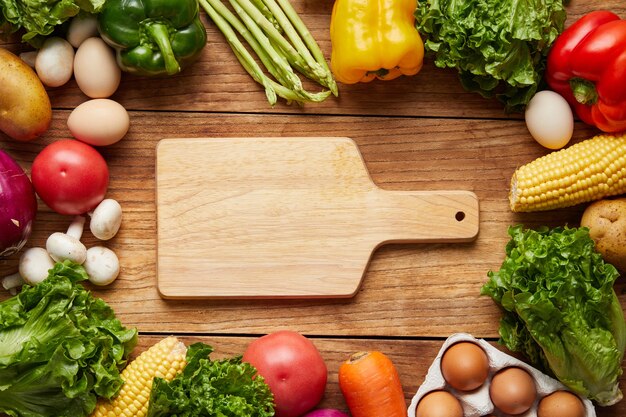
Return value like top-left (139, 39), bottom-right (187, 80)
top-left (338, 351), bottom-right (407, 417)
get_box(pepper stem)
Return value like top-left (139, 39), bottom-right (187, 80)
top-left (146, 22), bottom-right (180, 75)
top-left (570, 77), bottom-right (598, 105)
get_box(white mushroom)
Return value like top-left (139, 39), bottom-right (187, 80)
top-left (35, 37), bottom-right (74, 87)
top-left (66, 14), bottom-right (99, 48)
top-left (1, 247), bottom-right (55, 293)
top-left (89, 199), bottom-right (123, 240)
top-left (19, 247), bottom-right (55, 285)
top-left (83, 246), bottom-right (120, 286)
top-left (2, 273), bottom-right (25, 295)
top-left (46, 216), bottom-right (87, 264)
top-left (19, 51), bottom-right (38, 68)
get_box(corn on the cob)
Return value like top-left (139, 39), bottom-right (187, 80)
top-left (510, 134), bottom-right (626, 212)
top-left (90, 336), bottom-right (187, 417)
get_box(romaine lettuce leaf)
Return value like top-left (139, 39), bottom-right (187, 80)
top-left (0, 261), bottom-right (137, 417)
top-left (482, 225), bottom-right (626, 406)
top-left (415, 0), bottom-right (567, 112)
top-left (0, 0), bottom-right (104, 45)
top-left (147, 342), bottom-right (275, 417)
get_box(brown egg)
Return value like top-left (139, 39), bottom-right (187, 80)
top-left (441, 342), bottom-right (490, 391)
top-left (489, 367), bottom-right (537, 415)
top-left (415, 390), bottom-right (463, 417)
top-left (537, 390), bottom-right (586, 417)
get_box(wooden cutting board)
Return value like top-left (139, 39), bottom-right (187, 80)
top-left (156, 137), bottom-right (479, 299)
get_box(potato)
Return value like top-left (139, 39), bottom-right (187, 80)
top-left (581, 198), bottom-right (626, 272)
top-left (0, 48), bottom-right (52, 141)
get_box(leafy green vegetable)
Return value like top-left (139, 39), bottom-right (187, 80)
top-left (147, 342), bottom-right (275, 417)
top-left (482, 225), bottom-right (626, 406)
top-left (415, 0), bottom-right (567, 112)
top-left (0, 0), bottom-right (103, 45)
top-left (0, 261), bottom-right (138, 417)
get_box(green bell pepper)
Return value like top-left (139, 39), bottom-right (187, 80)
top-left (98, 0), bottom-right (207, 76)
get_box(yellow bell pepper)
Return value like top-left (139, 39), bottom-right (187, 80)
top-left (330, 0), bottom-right (425, 84)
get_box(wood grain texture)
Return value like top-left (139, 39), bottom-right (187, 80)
top-left (156, 137), bottom-right (478, 298)
top-left (1, 112), bottom-right (622, 338)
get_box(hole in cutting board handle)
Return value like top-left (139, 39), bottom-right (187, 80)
top-left (455, 211), bottom-right (466, 222)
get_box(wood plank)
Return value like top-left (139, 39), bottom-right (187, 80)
top-left (2, 0), bottom-right (623, 118)
top-left (2, 111), bottom-right (622, 338)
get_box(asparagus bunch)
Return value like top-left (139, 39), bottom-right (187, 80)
top-left (201, 0), bottom-right (338, 105)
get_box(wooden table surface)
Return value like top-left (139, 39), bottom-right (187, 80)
top-left (1, 0), bottom-right (626, 415)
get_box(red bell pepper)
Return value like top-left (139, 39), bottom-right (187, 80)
top-left (546, 11), bottom-right (626, 133)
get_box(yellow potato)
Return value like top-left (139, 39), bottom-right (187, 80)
top-left (0, 48), bottom-right (52, 141)
top-left (581, 198), bottom-right (626, 272)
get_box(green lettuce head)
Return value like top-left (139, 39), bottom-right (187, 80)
top-left (482, 225), bottom-right (626, 406)
top-left (0, 261), bottom-right (137, 417)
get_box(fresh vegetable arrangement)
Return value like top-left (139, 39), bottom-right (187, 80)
top-left (415, 0), bottom-right (567, 112)
top-left (3, 1), bottom-right (626, 416)
top-left (0, 261), bottom-right (138, 417)
top-left (482, 225), bottom-right (626, 406)
top-left (546, 10), bottom-right (626, 133)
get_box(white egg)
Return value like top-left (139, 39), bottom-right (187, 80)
top-left (68, 99), bottom-right (130, 146)
top-left (74, 37), bottom-right (121, 98)
top-left (525, 90), bottom-right (574, 150)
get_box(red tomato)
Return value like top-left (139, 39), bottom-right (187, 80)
top-left (32, 139), bottom-right (109, 215)
top-left (243, 330), bottom-right (328, 417)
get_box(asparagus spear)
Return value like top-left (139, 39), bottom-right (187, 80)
top-left (200, 0), bottom-right (334, 104)
top-left (249, 0), bottom-right (281, 32)
top-left (200, 0), bottom-right (277, 104)
top-left (260, 0), bottom-right (326, 82)
top-left (228, 0), bottom-right (304, 94)
top-left (272, 0), bottom-right (338, 96)
top-left (206, 0), bottom-right (295, 92)
top-left (231, 0), bottom-right (310, 74)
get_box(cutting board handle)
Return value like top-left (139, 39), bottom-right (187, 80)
top-left (371, 189), bottom-right (479, 244)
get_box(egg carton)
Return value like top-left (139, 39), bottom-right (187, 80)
top-left (408, 333), bottom-right (596, 417)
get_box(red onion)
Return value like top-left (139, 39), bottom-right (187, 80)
top-left (0, 149), bottom-right (37, 258)
top-left (301, 410), bottom-right (350, 417)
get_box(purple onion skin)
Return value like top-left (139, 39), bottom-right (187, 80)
top-left (0, 149), bottom-right (37, 258)
top-left (301, 410), bottom-right (350, 417)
